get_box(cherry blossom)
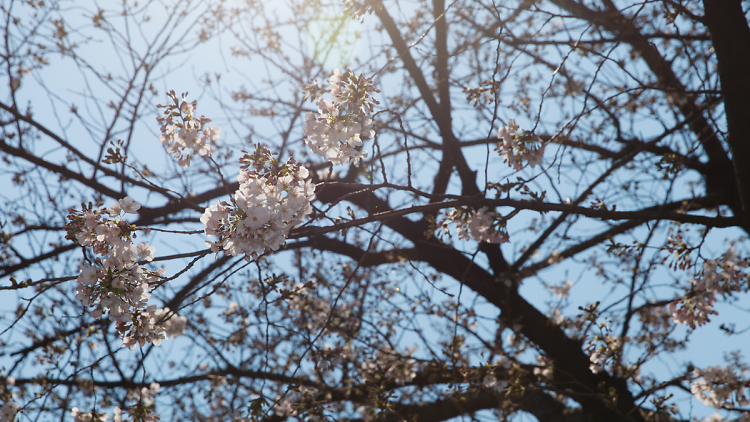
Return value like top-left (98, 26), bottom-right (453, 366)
top-left (158, 308), bottom-right (187, 338)
top-left (533, 355), bottom-right (554, 380)
top-left (669, 248), bottom-right (749, 328)
top-left (691, 365), bottom-right (750, 409)
top-left (435, 206), bottom-right (510, 244)
top-left (118, 196), bottom-right (141, 214)
top-left (200, 145), bottom-right (315, 261)
top-left (65, 198), bottom-right (183, 348)
top-left (68, 405), bottom-right (156, 422)
top-left (136, 242), bottom-right (155, 261)
top-left (585, 329), bottom-right (630, 375)
top-left (701, 413), bottom-right (750, 422)
top-left (550, 281), bottom-right (573, 298)
top-left (495, 120), bottom-right (545, 170)
top-left (0, 401), bottom-right (19, 422)
top-left (359, 345), bottom-right (418, 385)
top-left (156, 91), bottom-right (221, 167)
top-left (303, 69), bottom-right (378, 166)
top-left (482, 375), bottom-right (497, 388)
top-left (71, 407), bottom-right (110, 422)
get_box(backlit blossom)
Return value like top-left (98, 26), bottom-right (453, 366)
top-left (108, 200), bottom-right (122, 217)
top-left (159, 309), bottom-right (187, 338)
top-left (436, 206), bottom-right (509, 244)
top-left (135, 242), bottom-right (155, 262)
top-left (303, 69), bottom-right (378, 166)
top-left (65, 200), bottom-right (172, 349)
top-left (200, 145), bottom-right (315, 261)
top-left (119, 196), bottom-right (141, 214)
top-left (157, 91), bottom-right (220, 167)
top-left (495, 120), bottom-right (545, 170)
top-left (669, 249), bottom-right (749, 328)
top-left (0, 401), bottom-right (20, 422)
top-left (691, 365), bottom-right (750, 409)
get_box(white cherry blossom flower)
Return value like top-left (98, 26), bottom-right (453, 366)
top-left (136, 242), bottom-right (155, 261)
top-left (108, 200), bottom-right (122, 217)
top-left (119, 196), bottom-right (141, 214)
top-left (113, 407), bottom-right (122, 422)
top-left (483, 375), bottom-right (497, 388)
top-left (0, 401), bottom-right (20, 422)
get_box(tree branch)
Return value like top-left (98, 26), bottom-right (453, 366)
top-left (702, 0), bottom-right (750, 213)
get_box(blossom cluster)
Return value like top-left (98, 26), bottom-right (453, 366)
top-left (483, 356), bottom-right (512, 391)
top-left (435, 206), bottom-right (510, 244)
top-left (71, 407), bottom-right (114, 422)
top-left (120, 306), bottom-right (186, 350)
top-left (532, 355), bottom-right (555, 380)
top-left (359, 345), bottom-right (418, 385)
top-left (495, 120), bottom-right (544, 170)
top-left (304, 343), bottom-right (418, 397)
top-left (585, 333), bottom-right (631, 375)
top-left (303, 68), bottom-right (378, 166)
top-left (550, 281), bottom-right (574, 299)
top-left (702, 413), bottom-right (750, 422)
top-left (669, 248), bottom-right (749, 329)
top-left (69, 384), bottom-right (161, 421)
top-left (156, 91), bottom-right (221, 167)
top-left (201, 145), bottom-right (315, 260)
top-left (691, 365), bottom-right (750, 409)
top-left (65, 197), bottom-right (186, 348)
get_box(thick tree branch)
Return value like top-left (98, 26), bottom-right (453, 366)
top-left (0, 138), bottom-right (124, 200)
top-left (702, 0), bottom-right (750, 213)
top-left (0, 101), bottom-right (176, 198)
top-left (374, 5), bottom-right (479, 196)
top-left (314, 184), bottom-right (644, 421)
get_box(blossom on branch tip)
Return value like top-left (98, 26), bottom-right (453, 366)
top-left (200, 145), bottom-right (315, 261)
top-left (669, 248), bottom-right (749, 328)
top-left (691, 365), bottom-right (750, 409)
top-left (157, 91), bottom-right (220, 167)
top-left (64, 199), bottom-right (179, 349)
top-left (435, 206), bottom-right (510, 244)
top-left (303, 69), bottom-right (378, 166)
top-left (585, 333), bottom-right (630, 375)
top-left (495, 120), bottom-right (545, 171)
top-left (119, 196), bottom-right (141, 214)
